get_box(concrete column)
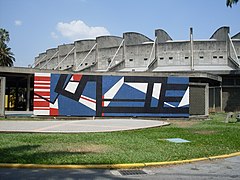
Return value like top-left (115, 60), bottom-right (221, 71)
top-left (7, 86), bottom-right (10, 110)
top-left (26, 75), bottom-right (31, 111)
top-left (155, 36), bottom-right (158, 64)
top-left (123, 39), bottom-right (126, 62)
top-left (0, 77), bottom-right (6, 117)
top-left (205, 83), bottom-right (209, 116)
top-left (15, 82), bottom-right (19, 110)
top-left (220, 84), bottom-right (223, 112)
top-left (213, 87), bottom-right (216, 110)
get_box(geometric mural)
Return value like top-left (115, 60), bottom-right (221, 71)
top-left (34, 73), bottom-right (189, 117)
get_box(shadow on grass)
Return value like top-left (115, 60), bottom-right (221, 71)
top-left (0, 145), bottom-right (97, 164)
top-left (0, 146), bottom-right (125, 179)
top-left (0, 145), bottom-right (39, 163)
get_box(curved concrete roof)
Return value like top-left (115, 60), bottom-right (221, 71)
top-left (232, 32), bottom-right (240, 39)
top-left (155, 29), bottom-right (172, 43)
top-left (74, 39), bottom-right (96, 52)
top-left (96, 36), bottom-right (123, 49)
top-left (210, 26), bottom-right (229, 41)
top-left (123, 32), bottom-right (153, 46)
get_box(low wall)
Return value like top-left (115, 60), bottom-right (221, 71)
top-left (34, 73), bottom-right (189, 117)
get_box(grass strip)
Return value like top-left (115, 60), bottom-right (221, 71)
top-left (0, 113), bottom-right (239, 165)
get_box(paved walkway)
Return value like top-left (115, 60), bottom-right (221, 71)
top-left (0, 119), bottom-right (169, 133)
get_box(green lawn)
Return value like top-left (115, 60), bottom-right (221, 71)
top-left (0, 113), bottom-right (239, 165)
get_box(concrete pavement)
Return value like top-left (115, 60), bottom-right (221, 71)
top-left (0, 119), bottom-right (169, 133)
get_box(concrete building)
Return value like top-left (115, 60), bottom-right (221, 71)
top-left (0, 26), bottom-right (239, 116)
top-left (34, 27), bottom-right (240, 73)
top-left (33, 26), bottom-right (240, 113)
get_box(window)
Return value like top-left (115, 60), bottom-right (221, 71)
top-left (85, 63), bottom-right (88, 66)
top-left (185, 57), bottom-right (189, 59)
top-left (219, 56), bottom-right (223, 59)
top-left (236, 79), bottom-right (240, 85)
top-left (213, 56), bottom-right (217, 59)
top-left (222, 78), bottom-right (235, 86)
top-left (144, 58), bottom-right (148, 61)
top-left (238, 56), bottom-right (240, 59)
top-left (159, 57), bottom-right (164, 60)
top-left (107, 58), bottom-right (111, 65)
top-left (129, 59), bottom-right (133, 62)
top-left (169, 57), bottom-right (173, 60)
top-left (199, 56), bottom-right (204, 59)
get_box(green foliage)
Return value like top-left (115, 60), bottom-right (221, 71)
top-left (0, 28), bottom-right (15, 67)
top-left (0, 113), bottom-right (239, 165)
top-left (227, 0), bottom-right (239, 7)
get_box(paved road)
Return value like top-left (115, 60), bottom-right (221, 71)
top-left (0, 156), bottom-right (239, 180)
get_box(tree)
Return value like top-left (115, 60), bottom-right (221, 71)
top-left (0, 28), bottom-right (15, 67)
top-left (227, 0), bottom-right (239, 7)
top-left (0, 43), bottom-right (15, 66)
top-left (0, 29), bottom-right (10, 43)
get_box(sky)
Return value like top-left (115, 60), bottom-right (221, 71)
top-left (0, 0), bottom-right (239, 67)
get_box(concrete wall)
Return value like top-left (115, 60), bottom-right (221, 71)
top-left (57, 44), bottom-right (75, 70)
top-left (34, 26), bottom-right (240, 73)
top-left (74, 40), bottom-right (96, 71)
top-left (97, 47), bottom-right (123, 70)
top-left (125, 44), bottom-right (153, 68)
top-left (193, 41), bottom-right (228, 70)
top-left (35, 52), bottom-right (47, 68)
top-left (96, 36), bottom-right (123, 70)
top-left (156, 41), bottom-right (191, 71)
top-left (232, 41), bottom-right (240, 60)
top-left (45, 48), bottom-right (58, 69)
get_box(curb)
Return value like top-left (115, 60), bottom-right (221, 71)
top-left (0, 152), bottom-right (240, 169)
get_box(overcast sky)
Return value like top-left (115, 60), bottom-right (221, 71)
top-left (0, 0), bottom-right (239, 67)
